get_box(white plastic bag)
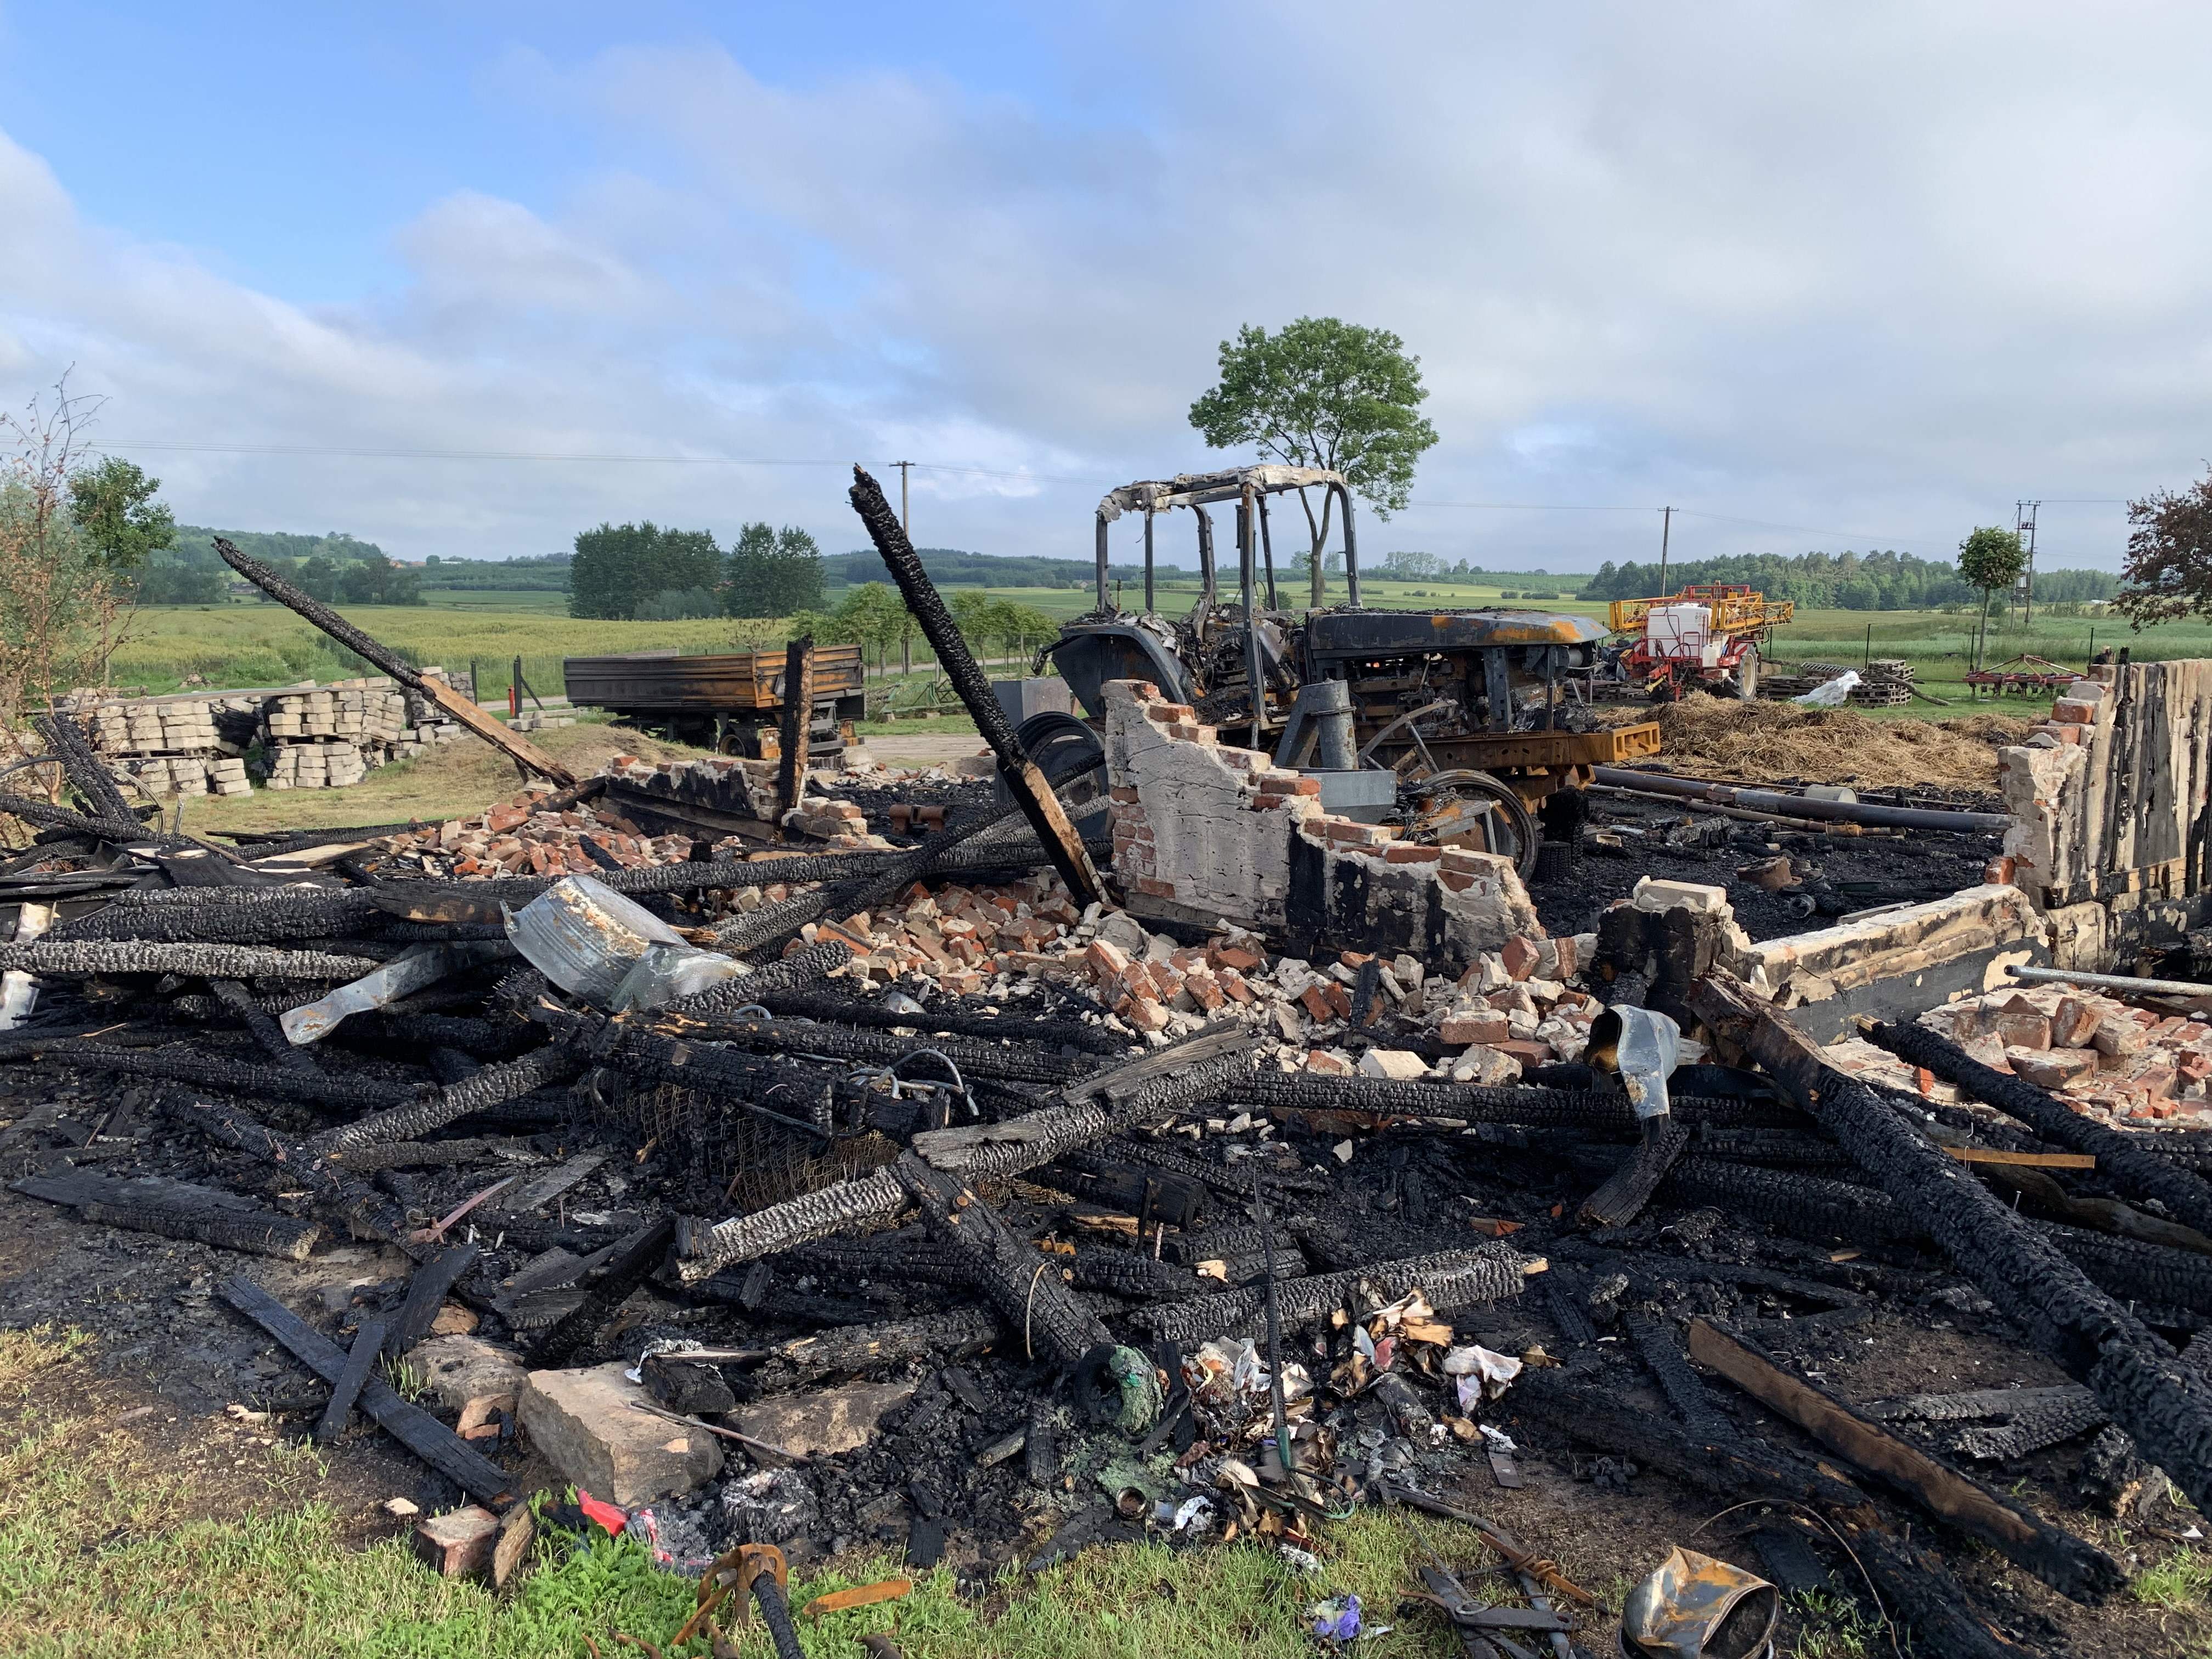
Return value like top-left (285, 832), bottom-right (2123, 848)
top-left (1792, 670), bottom-right (1859, 707)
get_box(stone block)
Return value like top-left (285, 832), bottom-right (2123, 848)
top-left (518, 1363), bottom-right (723, 1508)
top-left (1451, 1046), bottom-right (1523, 1086)
top-left (1357, 1048), bottom-right (1431, 1081)
top-left (735, 1380), bottom-right (915, 1458)
top-left (414, 1505), bottom-right (500, 1578)
top-left (1630, 877), bottom-right (1728, 914)
top-left (413, 1335), bottom-right (529, 1417)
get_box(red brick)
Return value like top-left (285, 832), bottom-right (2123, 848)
top-left (1210, 944), bottom-right (1263, 972)
top-left (2176, 1051), bottom-right (2212, 1084)
top-left (1440, 1011), bottom-right (1510, 1046)
top-left (1499, 936), bottom-right (1542, 981)
top-left (2050, 997), bottom-right (2100, 1048)
top-left (1133, 877), bottom-right (1176, 897)
top-left (2051, 698), bottom-right (2101, 724)
top-left (2137, 1065), bottom-right (2179, 1102)
top-left (1110, 786), bottom-right (1141, 803)
top-left (1384, 843), bottom-right (1443, 864)
top-left (1494, 1039), bottom-right (1554, 1069)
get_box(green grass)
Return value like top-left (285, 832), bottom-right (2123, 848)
top-left (2136, 1545), bottom-right (2212, 1612)
top-left (0, 1325), bottom-right (1572, 1658)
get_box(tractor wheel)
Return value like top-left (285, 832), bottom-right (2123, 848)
top-left (1410, 769), bottom-right (1541, 882)
top-left (1733, 645), bottom-right (1761, 701)
top-left (992, 712), bottom-right (1107, 810)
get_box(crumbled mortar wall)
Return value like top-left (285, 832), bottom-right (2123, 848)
top-left (1740, 883), bottom-right (2044, 1004)
top-left (1997, 659), bottom-right (2212, 967)
top-left (1100, 678), bottom-right (1538, 968)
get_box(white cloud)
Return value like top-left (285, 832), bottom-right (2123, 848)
top-left (7, 4), bottom-right (2212, 569)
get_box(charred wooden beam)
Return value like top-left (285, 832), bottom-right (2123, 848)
top-left (776, 636), bottom-right (813, 819)
top-left (315, 1316), bottom-right (388, 1443)
top-left (528, 1216), bottom-right (677, 1367)
top-left (749, 989), bottom-right (1128, 1055)
top-left (637, 1012), bottom-right (1092, 1085)
top-left (1688, 1317), bottom-right (2124, 1602)
top-left (213, 537), bottom-right (574, 787)
top-left (35, 709), bottom-right (140, 827)
top-left (1865, 1017), bottom-right (2212, 1238)
top-left (1133, 1245), bottom-right (1533, 1345)
top-left (220, 1276), bottom-right (515, 1507)
top-left (211, 978), bottom-right (320, 1073)
top-left (1691, 968), bottom-right (2212, 1517)
top-left (389, 1243), bottom-right (482, 1352)
top-left (0, 939), bottom-right (382, 980)
top-left (306, 1042), bottom-right (581, 1156)
top-left (848, 464), bottom-right (1100, 904)
top-left (1578, 1118), bottom-right (1691, 1227)
top-left (890, 1152), bottom-right (1114, 1369)
top-left (25, 1043), bottom-right (408, 1112)
top-left (52, 888), bottom-right (379, 943)
top-left (12, 1171), bottom-right (321, 1260)
top-left (1227, 1068), bottom-right (1803, 1131)
top-left (674, 1034), bottom-right (1254, 1281)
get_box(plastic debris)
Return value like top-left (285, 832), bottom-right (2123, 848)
top-left (1308, 1593), bottom-right (1363, 1641)
top-left (1792, 669), bottom-right (1860, 707)
top-left (505, 873), bottom-right (742, 1011)
top-left (1444, 1344), bottom-right (1525, 1404)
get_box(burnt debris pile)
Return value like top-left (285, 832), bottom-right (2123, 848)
top-left (1, 735), bottom-right (2207, 1654)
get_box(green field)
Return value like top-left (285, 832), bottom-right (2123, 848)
top-left (109, 582), bottom-right (2201, 721)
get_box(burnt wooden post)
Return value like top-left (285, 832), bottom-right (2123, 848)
top-left (847, 466), bottom-right (1101, 905)
top-left (775, 636), bottom-right (814, 819)
top-left (211, 538), bottom-right (575, 787)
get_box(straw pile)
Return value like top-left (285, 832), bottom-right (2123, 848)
top-left (1608, 694), bottom-right (2034, 788)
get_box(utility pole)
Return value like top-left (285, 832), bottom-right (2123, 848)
top-left (891, 461), bottom-right (915, 539)
top-left (1658, 506), bottom-right (1674, 594)
top-left (2015, 499), bottom-right (2040, 626)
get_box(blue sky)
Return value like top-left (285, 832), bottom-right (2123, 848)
top-left (2, 3), bottom-right (2205, 571)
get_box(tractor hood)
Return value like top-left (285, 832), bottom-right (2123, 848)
top-left (1304, 607), bottom-right (1607, 657)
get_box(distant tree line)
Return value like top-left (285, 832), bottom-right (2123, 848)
top-left (139, 523), bottom-right (420, 606)
top-left (1579, 549), bottom-right (2119, 611)
top-left (568, 521), bottom-right (826, 620)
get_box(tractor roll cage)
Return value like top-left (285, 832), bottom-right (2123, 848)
top-left (1094, 466), bottom-right (1359, 622)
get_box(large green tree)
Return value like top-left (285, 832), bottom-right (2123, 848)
top-left (569, 522), bottom-right (721, 619)
top-left (1957, 526), bottom-right (2027, 668)
top-left (1188, 317), bottom-right (1439, 606)
top-left (2115, 466), bottom-right (2212, 631)
top-left (724, 522), bottom-right (825, 618)
top-left (67, 456), bottom-right (174, 572)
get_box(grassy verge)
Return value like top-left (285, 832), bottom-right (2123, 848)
top-left (0, 1325), bottom-right (1528, 1657)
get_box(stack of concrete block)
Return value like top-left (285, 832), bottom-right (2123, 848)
top-left (69, 676), bottom-right (464, 797)
top-left (264, 740), bottom-right (368, 791)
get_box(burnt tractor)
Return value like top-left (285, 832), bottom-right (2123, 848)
top-left (1031, 465), bottom-right (1660, 877)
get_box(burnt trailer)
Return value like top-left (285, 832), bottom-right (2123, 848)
top-left (563, 645), bottom-right (867, 760)
top-left (1036, 465), bottom-right (1659, 872)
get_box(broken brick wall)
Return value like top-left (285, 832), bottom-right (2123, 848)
top-left (1997, 658), bottom-right (2212, 967)
top-left (606, 754), bottom-right (886, 848)
top-left (1099, 678), bottom-right (1538, 970)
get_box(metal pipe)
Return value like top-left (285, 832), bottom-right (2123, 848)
top-left (1142, 509), bottom-right (1154, 613)
top-left (1093, 511), bottom-right (1110, 613)
top-left (1585, 784), bottom-right (1883, 835)
top-left (1257, 495), bottom-right (1279, 611)
top-left (1589, 767), bottom-right (2010, 834)
top-left (1333, 481), bottom-right (1361, 608)
top-left (1240, 487), bottom-right (1265, 749)
top-left (1195, 506), bottom-right (1217, 615)
top-left (2009, 964), bottom-right (2212, 1000)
